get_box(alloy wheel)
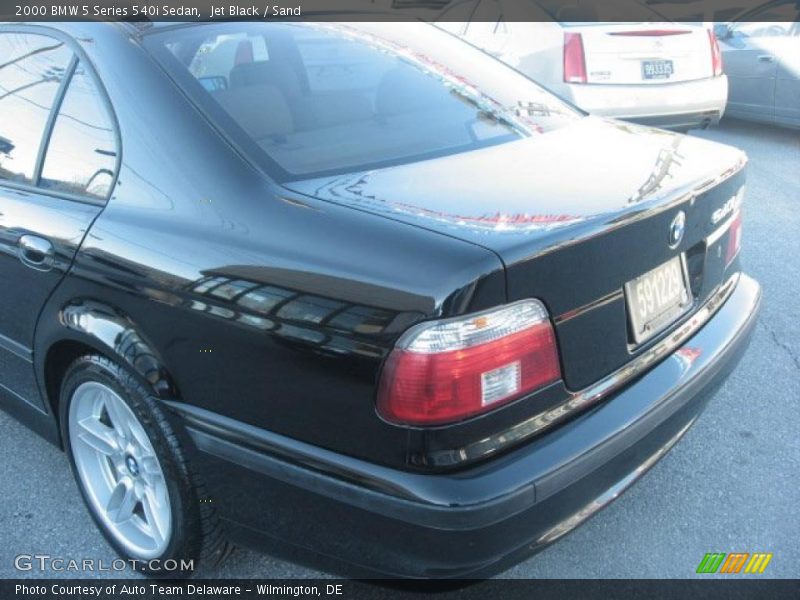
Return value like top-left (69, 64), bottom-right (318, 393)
top-left (68, 381), bottom-right (172, 559)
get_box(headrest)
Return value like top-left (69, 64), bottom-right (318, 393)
top-left (212, 84), bottom-right (293, 139)
top-left (229, 61), bottom-right (303, 98)
top-left (234, 40), bottom-right (254, 66)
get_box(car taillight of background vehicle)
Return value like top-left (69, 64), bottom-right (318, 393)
top-left (709, 30), bottom-right (724, 76)
top-left (563, 32), bottom-right (587, 84)
top-left (377, 300), bottom-right (561, 426)
top-left (726, 212), bottom-right (742, 266)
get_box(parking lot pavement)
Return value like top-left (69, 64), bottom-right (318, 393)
top-left (0, 119), bottom-right (798, 580)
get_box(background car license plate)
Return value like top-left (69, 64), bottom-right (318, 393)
top-left (625, 256), bottom-right (691, 344)
top-left (642, 59), bottom-right (674, 80)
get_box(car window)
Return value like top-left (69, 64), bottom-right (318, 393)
top-left (0, 33), bottom-right (73, 186)
top-left (39, 60), bottom-right (118, 200)
top-left (144, 22), bottom-right (582, 181)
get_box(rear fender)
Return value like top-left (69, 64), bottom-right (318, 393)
top-left (34, 299), bottom-right (178, 433)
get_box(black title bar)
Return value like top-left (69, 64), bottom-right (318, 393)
top-left (0, 0), bottom-right (796, 22)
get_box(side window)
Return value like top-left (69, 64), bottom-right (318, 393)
top-left (40, 61), bottom-right (117, 200)
top-left (0, 33), bottom-right (73, 185)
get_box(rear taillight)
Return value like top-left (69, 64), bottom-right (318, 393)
top-left (377, 300), bottom-right (561, 426)
top-left (709, 30), bottom-right (724, 76)
top-left (725, 212), bottom-right (742, 266)
top-left (563, 32), bottom-right (587, 84)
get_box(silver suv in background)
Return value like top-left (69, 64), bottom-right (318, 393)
top-left (437, 0), bottom-right (728, 130)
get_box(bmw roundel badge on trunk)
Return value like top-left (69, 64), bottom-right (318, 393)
top-left (669, 211), bottom-right (687, 248)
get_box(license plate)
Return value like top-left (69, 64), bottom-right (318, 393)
top-left (642, 59), bottom-right (674, 80)
top-left (625, 256), bottom-right (691, 344)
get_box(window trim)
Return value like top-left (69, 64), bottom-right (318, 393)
top-left (0, 24), bottom-right (122, 207)
top-left (33, 54), bottom-right (78, 185)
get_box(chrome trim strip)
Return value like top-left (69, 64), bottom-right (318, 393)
top-left (427, 273), bottom-right (740, 466)
top-left (0, 332), bottom-right (33, 362)
top-left (554, 289), bottom-right (624, 325)
top-left (552, 167), bottom-right (745, 326)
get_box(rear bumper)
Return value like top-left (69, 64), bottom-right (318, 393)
top-left (561, 75), bottom-right (728, 129)
top-left (171, 273), bottom-right (760, 578)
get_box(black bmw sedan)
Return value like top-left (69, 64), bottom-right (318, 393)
top-left (0, 20), bottom-right (760, 578)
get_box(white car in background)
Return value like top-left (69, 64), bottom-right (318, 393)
top-left (436, 0), bottom-right (728, 130)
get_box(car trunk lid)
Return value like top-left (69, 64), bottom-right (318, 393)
top-left (284, 117), bottom-right (746, 391)
top-left (568, 23), bottom-right (714, 84)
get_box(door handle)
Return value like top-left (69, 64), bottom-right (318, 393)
top-left (758, 55), bottom-right (776, 62)
top-left (18, 235), bottom-right (55, 271)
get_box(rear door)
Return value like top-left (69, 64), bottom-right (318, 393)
top-left (0, 29), bottom-right (118, 410)
top-left (722, 21), bottom-right (790, 123)
top-left (774, 22), bottom-right (800, 127)
top-left (721, 0), bottom-right (800, 124)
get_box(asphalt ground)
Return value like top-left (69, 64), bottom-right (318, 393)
top-left (0, 118), bottom-right (797, 580)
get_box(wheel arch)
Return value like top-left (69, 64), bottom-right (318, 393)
top-left (36, 299), bottom-right (181, 446)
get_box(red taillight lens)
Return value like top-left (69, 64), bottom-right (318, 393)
top-left (377, 301), bottom-right (561, 426)
top-left (563, 32), bottom-right (587, 84)
top-left (709, 30), bottom-right (723, 77)
top-left (725, 212), bottom-right (742, 266)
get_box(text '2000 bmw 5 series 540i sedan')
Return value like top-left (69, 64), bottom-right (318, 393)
top-left (0, 20), bottom-right (760, 578)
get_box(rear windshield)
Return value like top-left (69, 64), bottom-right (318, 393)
top-left (143, 22), bottom-right (581, 181)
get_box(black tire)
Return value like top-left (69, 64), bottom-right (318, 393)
top-left (59, 354), bottom-right (230, 578)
